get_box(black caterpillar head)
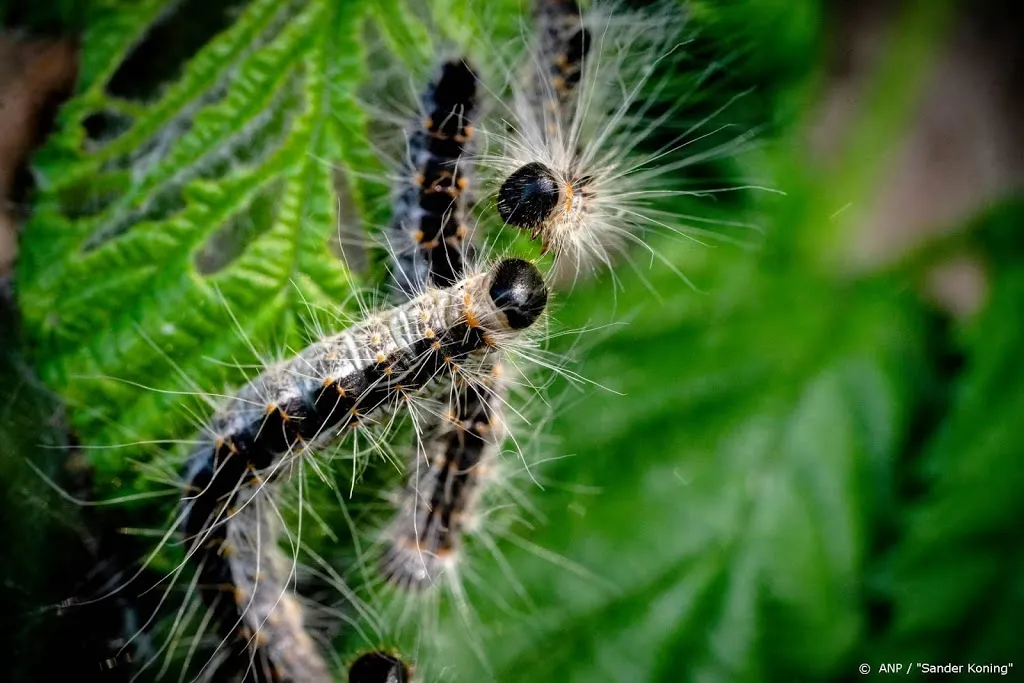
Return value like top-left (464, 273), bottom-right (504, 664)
top-left (496, 162), bottom-right (560, 231)
top-left (488, 258), bottom-right (548, 330)
top-left (348, 651), bottom-right (411, 683)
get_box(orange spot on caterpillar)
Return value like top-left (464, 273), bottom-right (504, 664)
top-left (465, 309), bottom-right (479, 328)
top-left (457, 123), bottom-right (474, 143)
top-left (395, 535), bottom-right (423, 551)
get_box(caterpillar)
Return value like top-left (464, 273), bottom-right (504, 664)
top-left (525, 0), bottom-right (590, 140)
top-left (387, 58), bottom-right (479, 300)
top-left (487, 0), bottom-right (764, 281)
top-left (186, 483), bottom-right (333, 683)
top-left (379, 364), bottom-right (506, 592)
top-left (178, 258), bottom-right (548, 680)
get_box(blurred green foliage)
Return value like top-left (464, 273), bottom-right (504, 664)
top-left (3, 0), bottom-right (1022, 681)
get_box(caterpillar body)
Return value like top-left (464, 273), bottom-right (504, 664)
top-left (179, 258), bottom-right (548, 680)
top-left (192, 489), bottom-right (333, 683)
top-left (388, 59), bottom-right (479, 301)
top-left (528, 0), bottom-right (590, 137)
top-left (380, 366), bottom-right (506, 591)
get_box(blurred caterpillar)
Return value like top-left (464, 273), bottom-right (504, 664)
top-left (178, 258), bottom-right (548, 681)
top-left (489, 0), bottom-right (764, 281)
top-left (387, 59), bottom-right (478, 299)
top-left (379, 364), bottom-right (507, 592)
top-left (525, 0), bottom-right (590, 140)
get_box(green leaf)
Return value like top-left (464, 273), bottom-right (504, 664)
top-left (881, 264), bottom-right (1024, 664)
top-left (17, 0), bottom-right (383, 477)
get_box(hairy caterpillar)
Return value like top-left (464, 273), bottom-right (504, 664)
top-left (175, 258), bottom-right (548, 680)
top-left (387, 59), bottom-right (479, 300)
top-left (379, 366), bottom-right (506, 592)
top-left (486, 0), bottom-right (765, 281)
top-left (188, 485), bottom-right (333, 683)
top-left (525, 0), bottom-right (590, 139)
